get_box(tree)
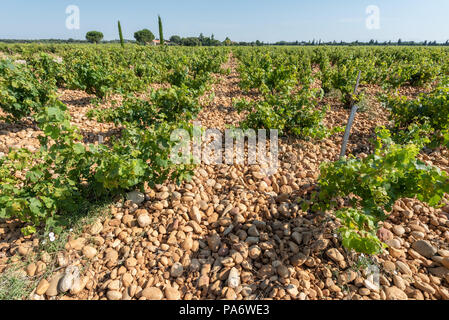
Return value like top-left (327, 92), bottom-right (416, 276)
top-left (182, 37), bottom-right (200, 46)
top-left (134, 29), bottom-right (155, 45)
top-left (158, 15), bottom-right (164, 45)
top-left (170, 35), bottom-right (181, 45)
top-left (118, 21), bottom-right (124, 48)
top-left (86, 31), bottom-right (104, 44)
top-left (223, 37), bottom-right (231, 46)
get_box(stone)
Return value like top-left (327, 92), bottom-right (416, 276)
top-left (190, 259), bottom-right (201, 272)
top-left (182, 236), bottom-right (193, 251)
top-left (277, 265), bottom-right (290, 278)
top-left (66, 238), bottom-right (86, 251)
top-left (392, 225), bottom-right (405, 236)
top-left (326, 248), bottom-right (344, 263)
top-left (41, 252), bottom-right (51, 264)
top-left (36, 261), bottom-right (46, 274)
top-left (414, 281), bottom-right (436, 295)
top-left (137, 214), bottom-right (151, 228)
top-left (428, 267), bottom-right (449, 278)
top-left (82, 246), bottom-right (97, 259)
top-left (89, 220), bottom-right (103, 235)
top-left (227, 267), bottom-right (240, 289)
top-left (107, 290), bottom-right (123, 300)
top-left (198, 275), bottom-right (210, 290)
top-left (249, 245), bottom-right (261, 259)
top-left (141, 287), bottom-right (163, 300)
top-left (108, 280), bottom-right (121, 291)
top-left (26, 263), bottom-right (37, 276)
top-left (207, 234), bottom-right (221, 252)
top-left (36, 279), bottom-right (50, 295)
top-left (382, 261), bottom-right (396, 273)
top-left (241, 286), bottom-right (252, 297)
top-left (18, 245), bottom-right (31, 256)
top-left (312, 239), bottom-right (329, 252)
top-left (126, 191), bottom-right (145, 205)
top-left (46, 272), bottom-right (64, 297)
top-left (364, 278), bottom-right (379, 292)
top-left (385, 239), bottom-right (401, 250)
top-left (70, 276), bottom-right (88, 295)
top-left (189, 206), bottom-right (202, 224)
top-left (286, 284), bottom-right (298, 297)
top-left (259, 181), bottom-right (269, 192)
top-left (105, 248), bottom-right (119, 263)
top-left (392, 275), bottom-right (406, 291)
top-left (291, 232), bottom-right (302, 245)
top-left (290, 253), bottom-right (307, 267)
top-left (57, 253), bottom-right (68, 267)
top-left (58, 266), bottom-right (79, 293)
top-left (246, 237), bottom-right (259, 245)
top-left (171, 262), bottom-right (184, 278)
top-left (225, 287), bottom-right (237, 300)
top-left (412, 240), bottom-right (437, 258)
top-left (377, 227), bottom-right (393, 242)
top-left (122, 273), bottom-right (133, 287)
top-left (165, 287), bottom-right (181, 300)
top-left (389, 247), bottom-right (404, 259)
top-left (125, 257), bottom-right (137, 268)
top-left (441, 257), bottom-right (449, 269)
top-left (395, 261), bottom-right (412, 276)
top-left (248, 225), bottom-right (259, 237)
top-left (359, 288), bottom-right (370, 296)
top-left (385, 286), bottom-right (408, 300)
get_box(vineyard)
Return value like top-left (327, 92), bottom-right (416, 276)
top-left (0, 43), bottom-right (448, 300)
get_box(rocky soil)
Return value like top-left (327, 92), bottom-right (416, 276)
top-left (0, 55), bottom-right (448, 300)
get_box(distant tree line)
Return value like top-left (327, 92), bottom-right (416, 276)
top-left (269, 39), bottom-right (449, 46)
top-left (1, 37), bottom-right (448, 47)
top-left (168, 33), bottom-right (224, 46)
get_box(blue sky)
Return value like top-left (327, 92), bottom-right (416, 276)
top-left (0, 0), bottom-right (448, 42)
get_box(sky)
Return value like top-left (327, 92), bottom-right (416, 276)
top-left (0, 0), bottom-right (448, 43)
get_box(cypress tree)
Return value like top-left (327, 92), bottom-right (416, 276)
top-left (158, 15), bottom-right (164, 45)
top-left (118, 20), bottom-right (124, 48)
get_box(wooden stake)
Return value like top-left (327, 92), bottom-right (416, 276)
top-left (339, 71), bottom-right (361, 159)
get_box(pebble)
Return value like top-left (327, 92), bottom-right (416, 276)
top-left (46, 272), bottom-right (64, 297)
top-left (189, 206), bottom-right (202, 224)
top-left (36, 279), bottom-right (50, 295)
top-left (171, 262), bottom-right (184, 278)
top-left (107, 290), bottom-right (123, 300)
top-left (66, 238), bottom-right (86, 251)
top-left (326, 248), bottom-right (344, 263)
top-left (286, 284), bottom-right (298, 297)
top-left (141, 287), bottom-right (163, 300)
top-left (392, 225), bottom-right (405, 236)
top-left (227, 267), bottom-right (240, 289)
top-left (412, 240), bottom-right (437, 258)
top-left (442, 258), bottom-right (449, 269)
top-left (89, 220), bottom-right (103, 235)
top-left (207, 234), bottom-right (221, 252)
top-left (82, 246), bottom-right (97, 259)
top-left (58, 266), bottom-right (79, 293)
top-left (385, 286), bottom-right (408, 300)
top-left (277, 265), bottom-right (290, 278)
top-left (26, 263), bottom-right (37, 276)
top-left (137, 214), bottom-right (151, 228)
top-left (127, 191), bottom-right (145, 205)
top-left (165, 287), bottom-right (181, 300)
